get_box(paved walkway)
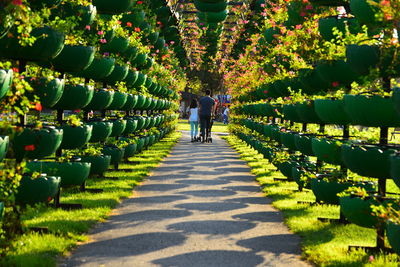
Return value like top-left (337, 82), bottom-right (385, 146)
top-left (60, 132), bottom-right (309, 267)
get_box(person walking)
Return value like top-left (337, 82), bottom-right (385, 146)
top-left (188, 99), bottom-right (199, 142)
top-left (199, 89), bottom-right (215, 143)
top-left (223, 107), bottom-right (229, 124)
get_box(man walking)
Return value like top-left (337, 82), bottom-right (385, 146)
top-left (199, 89), bottom-right (215, 143)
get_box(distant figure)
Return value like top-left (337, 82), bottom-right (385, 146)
top-left (223, 107), bottom-right (229, 124)
top-left (188, 99), bottom-right (199, 142)
top-left (199, 90), bottom-right (215, 143)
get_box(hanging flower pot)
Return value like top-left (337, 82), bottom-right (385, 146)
top-left (73, 57), bottom-right (115, 81)
top-left (107, 91), bottom-right (128, 110)
top-left (53, 84), bottom-right (94, 110)
top-left (132, 73), bottom-right (147, 88)
top-left (87, 120), bottom-right (113, 142)
top-left (59, 124), bottom-right (93, 149)
top-left (121, 10), bottom-right (146, 29)
top-left (100, 36), bottom-right (129, 53)
top-left (53, 4), bottom-right (97, 29)
top-left (314, 98), bottom-right (351, 125)
top-left (194, 0), bottom-right (227, 12)
top-left (392, 87), bottom-right (400, 117)
top-left (283, 104), bottom-right (302, 122)
top-left (124, 70), bottom-right (139, 88)
top-left (80, 154), bottom-right (111, 177)
top-left (278, 160), bottom-right (298, 180)
top-left (386, 221), bottom-right (400, 255)
top-left (0, 136), bottom-right (9, 162)
top-left (346, 44), bottom-right (379, 75)
top-left (0, 69), bottom-right (12, 100)
top-left (102, 146), bottom-right (125, 165)
top-left (0, 26), bottom-right (65, 62)
top-left (93, 0), bottom-right (133, 14)
top-left (315, 60), bottom-right (361, 88)
top-left (15, 175), bottom-right (61, 205)
top-left (84, 89), bottom-right (115, 111)
top-left (342, 144), bottom-right (396, 179)
top-left (122, 118), bottom-right (138, 135)
top-left (295, 101), bottom-right (324, 124)
top-left (292, 165), bottom-right (312, 190)
top-left (145, 98), bottom-right (158, 111)
top-left (263, 27), bottom-right (280, 44)
top-left (349, 0), bottom-right (380, 26)
top-left (109, 119), bottom-right (127, 137)
top-left (280, 131), bottom-right (298, 151)
top-left (135, 116), bottom-right (146, 131)
top-left (390, 153), bottom-right (400, 189)
top-left (344, 94), bottom-right (400, 127)
top-left (298, 69), bottom-right (331, 94)
top-left (339, 195), bottom-right (382, 228)
top-left (198, 10), bottom-right (228, 23)
top-left (26, 161), bottom-right (91, 187)
top-left (121, 94), bottom-right (138, 111)
top-left (27, 77), bottom-right (64, 109)
top-left (122, 46), bottom-right (139, 62)
top-left (102, 64), bottom-right (129, 85)
top-left (136, 137), bottom-right (145, 152)
top-left (294, 133), bottom-right (315, 156)
top-left (132, 53), bottom-right (148, 67)
top-left (12, 127), bottom-right (63, 161)
top-left (119, 137), bottom-right (137, 158)
top-left (51, 45), bottom-right (96, 72)
top-left (312, 137), bottom-right (344, 165)
top-left (318, 17), bottom-right (361, 41)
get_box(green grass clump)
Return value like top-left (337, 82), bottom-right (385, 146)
top-left (177, 119), bottom-right (228, 133)
top-left (225, 135), bottom-right (400, 267)
top-left (1, 131), bottom-right (181, 267)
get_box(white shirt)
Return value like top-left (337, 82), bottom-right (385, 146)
top-left (189, 108), bottom-right (198, 121)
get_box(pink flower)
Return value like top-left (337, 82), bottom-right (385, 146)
top-left (85, 25), bottom-right (91, 30)
top-left (12, 0), bottom-right (22, 5)
top-left (100, 39), bottom-right (107, 43)
top-left (97, 31), bottom-right (104, 35)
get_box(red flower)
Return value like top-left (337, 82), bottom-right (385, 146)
top-left (34, 102), bottom-right (42, 111)
top-left (126, 22), bottom-right (132, 27)
top-left (264, 90), bottom-right (268, 94)
top-left (134, 27), bottom-right (141, 32)
top-left (332, 81), bottom-right (339, 87)
top-left (12, 0), bottom-right (22, 5)
top-left (136, 1), bottom-right (143, 4)
top-left (24, 144), bottom-right (35, 151)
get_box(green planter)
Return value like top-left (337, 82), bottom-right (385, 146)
top-left (283, 104), bottom-right (302, 122)
top-left (15, 175), bottom-right (61, 204)
top-left (0, 27), bottom-right (65, 61)
top-left (53, 84), bottom-right (94, 110)
top-left (390, 153), bottom-right (400, 189)
top-left (135, 116), bottom-right (146, 131)
top-left (0, 136), bottom-right (9, 162)
top-left (346, 44), bottom-right (379, 75)
top-left (349, 0), bottom-right (380, 26)
top-left (121, 10), bottom-right (145, 28)
top-left (84, 89), bottom-right (115, 110)
top-left (280, 131), bottom-right (298, 151)
top-left (51, 45), bottom-right (96, 72)
top-left (295, 102), bottom-right (324, 124)
top-left (107, 91), bottom-right (128, 110)
top-left (109, 119), bottom-right (127, 137)
top-left (121, 94), bottom-right (137, 111)
top-left (314, 98), bottom-right (350, 125)
top-left (198, 10), bottom-right (228, 23)
top-left (133, 73), bottom-right (147, 88)
top-left (340, 196), bottom-right (381, 228)
top-left (194, 0), bottom-right (227, 12)
top-left (0, 69), bottom-right (12, 100)
top-left (344, 94), bottom-right (400, 127)
top-left (392, 87), bottom-right (400, 117)
top-left (26, 161), bottom-right (91, 187)
top-left (278, 160), bottom-right (298, 180)
top-left (59, 124), bottom-right (92, 149)
top-left (27, 77), bottom-right (64, 108)
top-left (292, 166), bottom-right (311, 190)
top-left (53, 4), bottom-right (96, 29)
top-left (294, 134), bottom-right (315, 156)
top-left (318, 17), bottom-right (360, 41)
top-left (13, 127), bottom-right (63, 161)
top-left (124, 70), bottom-right (139, 88)
top-left (315, 60), bottom-right (361, 88)
top-left (80, 154), bottom-right (111, 177)
top-left (102, 64), bottom-right (129, 85)
top-left (73, 57), bottom-right (115, 80)
top-left (102, 146), bottom-right (125, 165)
top-left (100, 36), bottom-right (129, 53)
top-left (312, 137), bottom-right (343, 165)
top-left (119, 138), bottom-right (137, 158)
top-left (341, 144), bottom-right (396, 179)
top-left (0, 202), bottom-right (3, 221)
top-left (387, 221), bottom-right (400, 255)
top-left (87, 121), bottom-right (113, 142)
top-left (133, 53), bottom-right (148, 67)
top-left (123, 46), bottom-right (139, 62)
top-left (93, 0), bottom-right (132, 14)
top-left (136, 137), bottom-right (145, 152)
top-left (311, 179), bottom-right (375, 205)
top-left (122, 118), bottom-right (138, 135)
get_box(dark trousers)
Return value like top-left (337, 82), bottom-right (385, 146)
top-left (200, 114), bottom-right (211, 139)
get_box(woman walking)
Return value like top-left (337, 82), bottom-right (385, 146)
top-left (188, 99), bottom-right (199, 142)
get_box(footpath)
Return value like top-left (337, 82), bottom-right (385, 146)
top-left (60, 131), bottom-right (309, 267)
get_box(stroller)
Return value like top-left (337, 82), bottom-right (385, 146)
top-left (198, 116), bottom-right (213, 143)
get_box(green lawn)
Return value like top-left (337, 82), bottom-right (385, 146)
top-left (225, 134), bottom-right (400, 267)
top-left (177, 119), bottom-right (229, 133)
top-left (1, 132), bottom-right (181, 267)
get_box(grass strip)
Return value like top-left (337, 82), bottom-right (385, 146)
top-left (177, 119), bottom-right (229, 133)
top-left (224, 134), bottom-right (400, 267)
top-left (1, 131), bottom-right (181, 267)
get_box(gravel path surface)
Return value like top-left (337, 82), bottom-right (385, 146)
top-left (60, 131), bottom-right (310, 267)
